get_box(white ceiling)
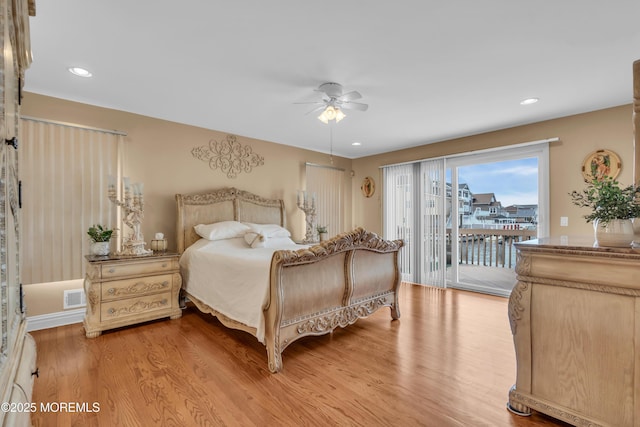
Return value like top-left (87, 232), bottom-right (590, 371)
top-left (23, 1), bottom-right (640, 159)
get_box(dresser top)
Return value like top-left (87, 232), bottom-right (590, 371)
top-left (85, 252), bottom-right (179, 263)
top-left (516, 236), bottom-right (640, 255)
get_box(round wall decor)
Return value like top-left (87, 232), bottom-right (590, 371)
top-left (361, 176), bottom-right (375, 198)
top-left (581, 149), bottom-right (621, 182)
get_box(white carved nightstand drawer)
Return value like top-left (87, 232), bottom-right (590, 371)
top-left (101, 259), bottom-right (174, 279)
top-left (83, 253), bottom-right (182, 338)
top-left (101, 274), bottom-right (173, 301)
top-left (100, 292), bottom-right (173, 321)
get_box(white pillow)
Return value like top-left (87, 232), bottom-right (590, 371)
top-left (244, 232), bottom-right (267, 248)
top-left (242, 222), bottom-right (291, 238)
top-left (194, 221), bottom-right (250, 241)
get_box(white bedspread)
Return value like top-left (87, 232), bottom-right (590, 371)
top-left (179, 237), bottom-right (305, 343)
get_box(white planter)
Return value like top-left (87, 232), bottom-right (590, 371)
top-left (633, 218), bottom-right (640, 244)
top-left (91, 241), bottom-right (110, 256)
top-left (594, 218), bottom-right (635, 247)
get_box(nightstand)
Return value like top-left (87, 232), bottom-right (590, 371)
top-left (83, 252), bottom-right (182, 338)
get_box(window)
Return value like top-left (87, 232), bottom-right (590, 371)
top-left (305, 163), bottom-right (344, 237)
top-left (20, 118), bottom-right (124, 284)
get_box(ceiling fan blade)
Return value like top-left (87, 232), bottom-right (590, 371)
top-left (305, 105), bottom-right (326, 115)
top-left (341, 102), bottom-right (368, 111)
top-left (340, 91), bottom-right (362, 102)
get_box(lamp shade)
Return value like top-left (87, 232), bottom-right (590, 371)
top-left (318, 106), bottom-right (346, 124)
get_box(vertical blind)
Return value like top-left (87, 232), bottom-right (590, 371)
top-left (383, 163), bottom-right (414, 282)
top-left (305, 163), bottom-right (344, 237)
top-left (383, 159), bottom-right (446, 286)
top-left (419, 159), bottom-right (447, 287)
top-left (20, 118), bottom-right (123, 284)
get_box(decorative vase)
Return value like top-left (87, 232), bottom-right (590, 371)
top-left (594, 218), bottom-right (634, 247)
top-left (91, 241), bottom-right (110, 256)
top-left (319, 232), bottom-right (328, 242)
top-left (632, 218), bottom-right (640, 244)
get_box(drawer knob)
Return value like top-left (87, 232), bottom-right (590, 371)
top-left (161, 263), bottom-right (167, 268)
top-left (108, 288), bottom-right (115, 294)
top-left (107, 308), bottom-right (115, 315)
top-left (161, 299), bottom-right (168, 305)
top-left (108, 268), bottom-right (116, 273)
top-left (162, 281), bottom-right (169, 287)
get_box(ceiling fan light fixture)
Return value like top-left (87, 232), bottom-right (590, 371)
top-left (318, 105), bottom-right (346, 124)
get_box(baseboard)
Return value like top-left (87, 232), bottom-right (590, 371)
top-left (26, 308), bottom-right (85, 332)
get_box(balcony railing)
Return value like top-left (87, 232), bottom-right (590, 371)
top-left (447, 227), bottom-right (537, 269)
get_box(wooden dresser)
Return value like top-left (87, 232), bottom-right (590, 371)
top-left (83, 253), bottom-right (182, 338)
top-left (509, 236), bottom-right (640, 427)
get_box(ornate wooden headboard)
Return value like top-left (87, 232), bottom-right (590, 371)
top-left (175, 187), bottom-right (286, 253)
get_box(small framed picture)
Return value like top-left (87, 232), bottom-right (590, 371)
top-left (581, 149), bottom-right (621, 182)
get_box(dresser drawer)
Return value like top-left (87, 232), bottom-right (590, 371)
top-left (101, 274), bottom-right (173, 301)
top-left (101, 291), bottom-right (172, 321)
top-left (101, 259), bottom-right (174, 279)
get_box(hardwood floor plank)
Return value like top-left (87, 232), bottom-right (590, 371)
top-left (30, 283), bottom-right (569, 426)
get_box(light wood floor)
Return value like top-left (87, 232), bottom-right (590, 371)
top-left (30, 283), bottom-right (569, 427)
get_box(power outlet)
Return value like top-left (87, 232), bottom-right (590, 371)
top-left (560, 217), bottom-right (569, 227)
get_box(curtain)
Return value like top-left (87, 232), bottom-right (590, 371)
top-left (305, 163), bottom-right (344, 238)
top-left (20, 118), bottom-right (123, 284)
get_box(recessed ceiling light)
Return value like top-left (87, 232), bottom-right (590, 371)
top-left (352, 141), bottom-right (362, 146)
top-left (68, 67), bottom-right (92, 77)
top-left (520, 97), bottom-right (539, 105)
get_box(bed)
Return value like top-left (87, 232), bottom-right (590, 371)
top-left (176, 187), bottom-right (403, 372)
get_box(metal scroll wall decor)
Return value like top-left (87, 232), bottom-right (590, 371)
top-left (192, 134), bottom-right (264, 179)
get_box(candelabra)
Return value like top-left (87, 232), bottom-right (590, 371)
top-left (297, 190), bottom-right (318, 244)
top-left (108, 176), bottom-right (152, 256)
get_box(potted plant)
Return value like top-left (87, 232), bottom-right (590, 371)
top-left (569, 177), bottom-right (640, 247)
top-left (316, 225), bottom-right (328, 242)
top-left (87, 224), bottom-right (114, 256)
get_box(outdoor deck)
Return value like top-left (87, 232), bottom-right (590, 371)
top-left (454, 264), bottom-right (517, 294)
top-left (446, 227), bottom-right (534, 296)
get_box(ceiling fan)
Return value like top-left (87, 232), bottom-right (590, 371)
top-left (298, 82), bottom-right (369, 123)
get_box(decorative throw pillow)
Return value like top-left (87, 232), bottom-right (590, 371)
top-left (194, 221), bottom-right (250, 241)
top-left (244, 232), bottom-right (267, 248)
top-left (242, 222), bottom-right (291, 238)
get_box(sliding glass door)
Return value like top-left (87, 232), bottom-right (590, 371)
top-left (446, 143), bottom-right (548, 296)
top-left (383, 141), bottom-right (549, 296)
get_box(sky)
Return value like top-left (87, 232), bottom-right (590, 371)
top-left (455, 157), bottom-right (539, 207)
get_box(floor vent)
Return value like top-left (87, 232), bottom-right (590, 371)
top-left (63, 289), bottom-right (86, 309)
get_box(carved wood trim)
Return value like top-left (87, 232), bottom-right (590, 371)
top-left (105, 280), bottom-right (170, 297)
top-left (509, 388), bottom-right (605, 427)
top-left (516, 274), bottom-right (640, 297)
top-left (272, 227), bottom-right (404, 266)
top-left (104, 298), bottom-right (169, 318)
top-left (508, 281), bottom-right (530, 335)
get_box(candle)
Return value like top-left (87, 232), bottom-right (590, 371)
top-left (123, 177), bottom-right (131, 194)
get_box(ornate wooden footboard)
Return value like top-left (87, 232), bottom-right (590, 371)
top-left (176, 188), bottom-right (403, 373)
top-left (265, 227), bottom-right (403, 372)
